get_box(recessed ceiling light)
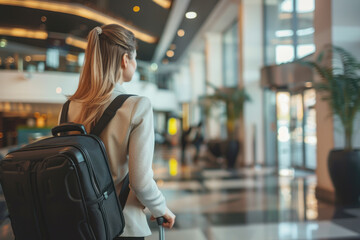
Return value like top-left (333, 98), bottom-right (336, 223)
top-left (56, 87), bottom-right (62, 94)
top-left (0, 39), bottom-right (7, 48)
top-left (185, 11), bottom-right (197, 19)
top-left (166, 50), bottom-right (174, 58)
top-left (177, 29), bottom-right (185, 37)
top-left (150, 63), bottom-right (158, 71)
top-left (133, 6), bottom-right (140, 12)
top-left (41, 16), bottom-right (47, 22)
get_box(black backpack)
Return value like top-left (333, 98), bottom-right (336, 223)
top-left (0, 94), bottom-right (133, 240)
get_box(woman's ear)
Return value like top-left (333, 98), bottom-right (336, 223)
top-left (121, 53), bottom-right (129, 69)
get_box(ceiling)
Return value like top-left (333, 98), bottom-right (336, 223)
top-left (0, 0), bottom-right (220, 64)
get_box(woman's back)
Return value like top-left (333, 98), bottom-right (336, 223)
top-left (66, 24), bottom-right (175, 238)
top-left (66, 84), bottom-right (168, 236)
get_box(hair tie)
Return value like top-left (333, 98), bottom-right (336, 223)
top-left (95, 26), bottom-right (102, 35)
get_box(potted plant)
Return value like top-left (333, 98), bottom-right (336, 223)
top-left (305, 45), bottom-right (360, 205)
top-left (199, 82), bottom-right (250, 168)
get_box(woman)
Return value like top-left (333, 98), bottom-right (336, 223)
top-left (64, 24), bottom-right (175, 239)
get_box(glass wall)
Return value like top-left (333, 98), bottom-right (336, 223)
top-left (276, 92), bottom-right (291, 168)
top-left (263, 0), bottom-right (316, 170)
top-left (264, 0), bottom-right (315, 65)
top-left (303, 89), bottom-right (316, 169)
top-left (0, 39), bottom-right (84, 73)
top-left (222, 21), bottom-right (239, 87)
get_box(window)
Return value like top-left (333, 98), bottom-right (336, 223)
top-left (222, 21), bottom-right (239, 87)
top-left (264, 0), bottom-right (315, 65)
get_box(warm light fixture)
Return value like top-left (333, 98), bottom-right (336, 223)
top-left (177, 29), bottom-right (185, 37)
top-left (25, 56), bottom-right (31, 62)
top-left (166, 50), bottom-right (174, 58)
top-left (31, 54), bottom-right (46, 61)
top-left (41, 16), bottom-right (47, 22)
top-left (66, 53), bottom-right (78, 62)
top-left (305, 82), bottom-right (313, 88)
top-left (66, 36), bottom-right (87, 49)
top-left (6, 56), bottom-right (14, 64)
top-left (0, 27), bottom-right (48, 39)
top-left (185, 11), bottom-right (197, 19)
top-left (0, 0), bottom-right (157, 44)
top-left (133, 6), bottom-right (140, 12)
top-left (152, 0), bottom-right (171, 9)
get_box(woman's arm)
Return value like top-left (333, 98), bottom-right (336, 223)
top-left (127, 97), bottom-right (168, 218)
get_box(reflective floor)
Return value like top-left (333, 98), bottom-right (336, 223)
top-left (1, 146), bottom-right (360, 240)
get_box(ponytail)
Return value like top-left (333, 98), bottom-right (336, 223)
top-left (70, 25), bottom-right (136, 132)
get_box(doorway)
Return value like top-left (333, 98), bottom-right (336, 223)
top-left (264, 89), bottom-right (317, 170)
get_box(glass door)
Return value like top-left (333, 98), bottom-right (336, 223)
top-left (264, 89), bottom-right (277, 166)
top-left (276, 92), bottom-right (291, 168)
top-left (290, 94), bottom-right (304, 168)
top-left (304, 89), bottom-right (317, 170)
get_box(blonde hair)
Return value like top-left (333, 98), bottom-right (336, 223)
top-left (70, 24), bottom-right (136, 132)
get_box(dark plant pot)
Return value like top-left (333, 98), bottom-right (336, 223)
top-left (328, 149), bottom-right (360, 206)
top-left (225, 139), bottom-right (240, 169)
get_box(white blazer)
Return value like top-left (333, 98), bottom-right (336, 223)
top-left (63, 83), bottom-right (169, 237)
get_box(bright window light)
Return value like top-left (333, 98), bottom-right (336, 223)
top-left (297, 27), bottom-right (314, 36)
top-left (297, 0), bottom-right (315, 13)
top-left (46, 48), bottom-right (59, 68)
top-left (275, 29), bottom-right (293, 38)
top-left (275, 45), bottom-right (294, 64)
top-left (297, 44), bottom-right (315, 58)
top-left (280, 0), bottom-right (293, 13)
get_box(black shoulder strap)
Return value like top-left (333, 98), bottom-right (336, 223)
top-left (91, 94), bottom-right (134, 209)
top-left (60, 100), bottom-right (71, 124)
top-left (90, 94), bottom-right (134, 137)
top-left (119, 173), bottom-right (130, 209)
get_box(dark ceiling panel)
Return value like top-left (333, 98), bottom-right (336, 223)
top-left (108, 0), bottom-right (172, 37)
top-left (0, 5), bottom-right (99, 38)
top-left (166, 0), bottom-right (220, 62)
top-left (0, 0), bottom-right (219, 63)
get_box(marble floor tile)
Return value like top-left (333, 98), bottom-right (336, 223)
top-left (146, 228), bottom-right (207, 240)
top-left (203, 178), bottom-right (265, 190)
top-left (210, 221), bottom-right (359, 240)
top-left (157, 181), bottom-right (203, 191)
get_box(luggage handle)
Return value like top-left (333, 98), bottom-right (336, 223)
top-left (156, 217), bottom-right (167, 240)
top-left (52, 123), bottom-right (87, 136)
top-left (156, 217), bottom-right (168, 226)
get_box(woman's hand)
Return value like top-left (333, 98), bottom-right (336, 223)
top-left (150, 209), bottom-right (176, 229)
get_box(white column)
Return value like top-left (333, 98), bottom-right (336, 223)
top-left (239, 0), bottom-right (264, 166)
top-left (189, 51), bottom-right (206, 126)
top-left (204, 32), bottom-right (223, 139)
top-left (173, 65), bottom-right (192, 104)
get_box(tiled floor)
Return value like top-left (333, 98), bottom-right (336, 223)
top-left (1, 146), bottom-right (360, 240)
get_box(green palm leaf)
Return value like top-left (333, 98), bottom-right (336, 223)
top-left (304, 45), bottom-right (360, 150)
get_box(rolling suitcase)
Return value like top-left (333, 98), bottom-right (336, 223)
top-left (0, 95), bottom-right (133, 240)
